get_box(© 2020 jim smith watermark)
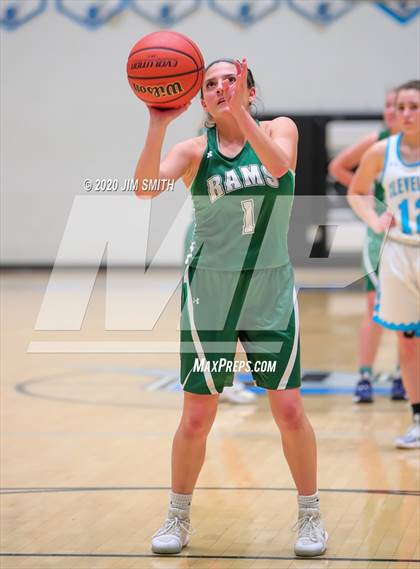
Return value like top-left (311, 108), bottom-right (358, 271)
top-left (83, 178), bottom-right (175, 193)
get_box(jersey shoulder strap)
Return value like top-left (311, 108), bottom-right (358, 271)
top-left (206, 126), bottom-right (217, 152)
top-left (380, 134), bottom-right (398, 184)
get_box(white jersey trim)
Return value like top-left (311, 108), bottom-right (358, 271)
top-left (396, 133), bottom-right (420, 168)
top-left (379, 137), bottom-right (391, 185)
top-left (183, 272), bottom-right (218, 395)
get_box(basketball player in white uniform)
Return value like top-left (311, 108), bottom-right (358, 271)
top-left (348, 80), bottom-right (420, 449)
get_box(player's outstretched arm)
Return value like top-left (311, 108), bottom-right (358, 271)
top-left (134, 105), bottom-right (192, 199)
top-left (347, 141), bottom-right (393, 233)
top-left (329, 132), bottom-right (378, 188)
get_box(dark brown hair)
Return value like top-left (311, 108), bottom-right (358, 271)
top-left (200, 58), bottom-right (255, 99)
top-left (395, 80), bottom-right (420, 94)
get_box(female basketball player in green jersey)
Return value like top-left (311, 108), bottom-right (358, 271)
top-left (134, 59), bottom-right (327, 557)
top-left (329, 90), bottom-right (405, 403)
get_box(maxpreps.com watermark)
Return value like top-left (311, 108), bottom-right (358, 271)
top-left (83, 178), bottom-right (175, 193)
top-left (193, 358), bottom-right (277, 374)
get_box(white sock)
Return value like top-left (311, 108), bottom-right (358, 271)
top-left (298, 491), bottom-right (320, 512)
top-left (169, 491), bottom-right (192, 516)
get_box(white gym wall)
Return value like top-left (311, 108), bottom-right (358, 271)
top-left (1, 1), bottom-right (418, 266)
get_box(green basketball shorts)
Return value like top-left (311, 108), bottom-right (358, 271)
top-left (180, 263), bottom-right (301, 394)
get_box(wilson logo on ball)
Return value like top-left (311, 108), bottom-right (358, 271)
top-left (133, 81), bottom-right (184, 98)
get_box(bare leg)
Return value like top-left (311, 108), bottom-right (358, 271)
top-left (172, 392), bottom-right (219, 493)
top-left (359, 291), bottom-right (383, 368)
top-left (268, 388), bottom-right (317, 496)
top-left (398, 333), bottom-right (420, 404)
top-left (152, 392), bottom-right (219, 554)
top-left (269, 390), bottom-right (327, 557)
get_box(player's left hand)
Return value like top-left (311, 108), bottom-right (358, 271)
top-left (222, 58), bottom-right (248, 117)
top-left (373, 210), bottom-right (396, 234)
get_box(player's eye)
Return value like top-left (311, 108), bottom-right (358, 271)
top-left (227, 75), bottom-right (236, 83)
top-left (206, 80), bottom-right (215, 89)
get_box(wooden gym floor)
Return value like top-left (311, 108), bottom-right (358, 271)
top-left (1, 269), bottom-right (419, 569)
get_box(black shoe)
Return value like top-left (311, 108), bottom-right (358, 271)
top-left (391, 377), bottom-right (407, 401)
top-left (353, 378), bottom-right (374, 403)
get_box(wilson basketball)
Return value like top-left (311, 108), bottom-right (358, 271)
top-left (127, 31), bottom-right (204, 109)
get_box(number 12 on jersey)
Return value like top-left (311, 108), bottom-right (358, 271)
top-left (398, 197), bottom-right (420, 234)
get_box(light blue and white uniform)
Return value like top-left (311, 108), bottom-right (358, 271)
top-left (373, 134), bottom-right (420, 335)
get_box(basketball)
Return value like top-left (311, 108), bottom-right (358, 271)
top-left (127, 31), bottom-right (204, 109)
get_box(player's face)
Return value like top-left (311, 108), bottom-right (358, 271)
top-left (395, 89), bottom-right (420, 136)
top-left (201, 61), bottom-right (253, 118)
top-left (383, 90), bottom-right (397, 131)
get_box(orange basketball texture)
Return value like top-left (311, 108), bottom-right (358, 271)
top-left (127, 31), bottom-right (204, 109)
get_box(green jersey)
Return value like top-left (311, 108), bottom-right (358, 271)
top-left (188, 125), bottom-right (295, 271)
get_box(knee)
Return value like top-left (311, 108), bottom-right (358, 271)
top-left (181, 410), bottom-right (214, 438)
top-left (276, 399), bottom-right (305, 431)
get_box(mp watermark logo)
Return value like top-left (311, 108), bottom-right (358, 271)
top-left (30, 194), bottom-right (385, 355)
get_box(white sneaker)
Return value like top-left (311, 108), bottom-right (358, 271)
top-left (293, 509), bottom-right (328, 557)
top-left (151, 508), bottom-right (192, 554)
top-left (395, 417), bottom-right (420, 449)
top-left (219, 378), bottom-right (257, 405)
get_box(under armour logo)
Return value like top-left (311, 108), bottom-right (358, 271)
top-left (192, 297), bottom-right (200, 305)
top-left (206, 150), bottom-right (213, 158)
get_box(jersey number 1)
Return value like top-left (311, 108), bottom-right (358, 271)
top-left (241, 199), bottom-right (255, 235)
